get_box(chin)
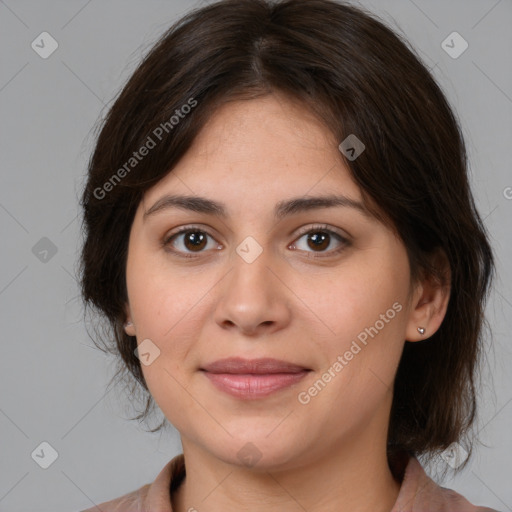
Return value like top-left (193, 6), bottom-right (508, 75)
top-left (203, 432), bottom-right (308, 472)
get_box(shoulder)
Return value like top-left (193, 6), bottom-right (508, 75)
top-left (78, 454), bottom-right (184, 512)
top-left (393, 456), bottom-right (499, 512)
top-left (79, 483), bottom-right (150, 512)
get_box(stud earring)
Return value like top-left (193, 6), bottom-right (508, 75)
top-left (124, 321), bottom-right (133, 328)
top-left (417, 327), bottom-right (425, 335)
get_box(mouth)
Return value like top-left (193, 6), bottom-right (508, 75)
top-left (199, 357), bottom-right (312, 400)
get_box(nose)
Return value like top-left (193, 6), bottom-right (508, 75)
top-left (213, 246), bottom-right (291, 337)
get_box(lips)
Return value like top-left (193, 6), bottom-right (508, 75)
top-left (200, 358), bottom-right (311, 399)
top-left (200, 357), bottom-right (310, 374)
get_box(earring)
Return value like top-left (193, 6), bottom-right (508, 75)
top-left (124, 321), bottom-right (133, 328)
top-left (417, 327), bottom-right (426, 335)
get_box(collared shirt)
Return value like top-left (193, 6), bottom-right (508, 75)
top-left (79, 453), bottom-right (498, 511)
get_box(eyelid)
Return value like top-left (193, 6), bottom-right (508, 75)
top-left (163, 223), bottom-right (350, 242)
top-left (293, 223), bottom-right (350, 241)
top-left (288, 223), bottom-right (351, 257)
top-left (162, 224), bottom-right (222, 251)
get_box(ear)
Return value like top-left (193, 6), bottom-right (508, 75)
top-left (123, 303), bottom-right (136, 337)
top-left (405, 249), bottom-right (451, 342)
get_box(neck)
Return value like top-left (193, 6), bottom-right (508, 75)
top-left (172, 429), bottom-right (400, 512)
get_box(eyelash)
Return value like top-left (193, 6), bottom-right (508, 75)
top-left (162, 223), bottom-right (350, 260)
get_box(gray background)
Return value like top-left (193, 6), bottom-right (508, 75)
top-left (0, 0), bottom-right (511, 511)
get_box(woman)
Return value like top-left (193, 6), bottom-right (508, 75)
top-left (78, 0), bottom-right (497, 510)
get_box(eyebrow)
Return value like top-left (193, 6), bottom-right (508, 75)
top-left (143, 193), bottom-right (369, 222)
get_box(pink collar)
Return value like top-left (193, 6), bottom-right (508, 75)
top-left (81, 453), bottom-right (497, 511)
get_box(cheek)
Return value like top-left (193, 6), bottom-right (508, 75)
top-left (126, 249), bottom-right (223, 409)
top-left (293, 277), bottom-right (408, 434)
top-left (125, 246), bottom-right (192, 391)
top-left (301, 251), bottom-right (409, 345)
top-left (297, 245), bottom-right (410, 397)
top-left (126, 238), bottom-right (203, 338)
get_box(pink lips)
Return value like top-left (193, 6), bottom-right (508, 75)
top-left (200, 357), bottom-right (311, 400)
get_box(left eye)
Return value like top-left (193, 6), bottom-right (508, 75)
top-left (291, 228), bottom-right (348, 255)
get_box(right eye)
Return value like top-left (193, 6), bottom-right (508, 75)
top-left (162, 226), bottom-right (222, 258)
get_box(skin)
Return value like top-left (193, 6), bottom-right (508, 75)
top-left (123, 93), bottom-right (450, 512)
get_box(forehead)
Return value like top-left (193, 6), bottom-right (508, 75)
top-left (141, 94), bottom-right (363, 212)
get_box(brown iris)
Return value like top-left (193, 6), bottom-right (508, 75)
top-left (306, 232), bottom-right (330, 251)
top-left (183, 231), bottom-right (207, 252)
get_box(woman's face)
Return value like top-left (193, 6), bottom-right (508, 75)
top-left (124, 94), bottom-right (423, 470)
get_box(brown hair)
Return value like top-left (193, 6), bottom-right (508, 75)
top-left (79, 0), bottom-right (494, 468)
